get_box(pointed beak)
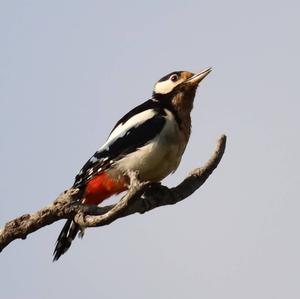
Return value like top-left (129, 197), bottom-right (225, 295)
top-left (185, 67), bottom-right (212, 87)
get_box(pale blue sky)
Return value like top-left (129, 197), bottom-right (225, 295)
top-left (1, 1), bottom-right (299, 298)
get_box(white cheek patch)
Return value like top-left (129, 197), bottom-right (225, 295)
top-left (154, 79), bottom-right (183, 95)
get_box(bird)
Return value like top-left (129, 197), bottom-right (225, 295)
top-left (53, 67), bottom-right (211, 261)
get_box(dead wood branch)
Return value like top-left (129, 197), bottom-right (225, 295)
top-left (0, 134), bottom-right (226, 252)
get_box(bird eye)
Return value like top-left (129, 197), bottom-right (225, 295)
top-left (170, 74), bottom-right (178, 82)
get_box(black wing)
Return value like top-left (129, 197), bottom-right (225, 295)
top-left (73, 109), bottom-right (166, 188)
top-left (109, 99), bottom-right (162, 134)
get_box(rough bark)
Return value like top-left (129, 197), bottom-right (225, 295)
top-left (0, 134), bottom-right (226, 252)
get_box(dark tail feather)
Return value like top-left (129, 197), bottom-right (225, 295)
top-left (53, 219), bottom-right (80, 261)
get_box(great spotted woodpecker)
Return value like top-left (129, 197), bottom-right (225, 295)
top-left (53, 67), bottom-right (211, 260)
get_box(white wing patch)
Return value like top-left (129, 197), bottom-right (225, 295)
top-left (99, 109), bottom-right (157, 151)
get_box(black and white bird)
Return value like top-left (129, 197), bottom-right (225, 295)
top-left (53, 67), bottom-right (211, 260)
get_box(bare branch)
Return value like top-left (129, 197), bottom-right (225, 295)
top-left (0, 134), bottom-right (226, 252)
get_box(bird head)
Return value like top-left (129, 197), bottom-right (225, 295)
top-left (153, 68), bottom-right (211, 110)
top-left (153, 67), bottom-right (211, 113)
top-left (153, 67), bottom-right (211, 96)
top-left (153, 68), bottom-right (211, 140)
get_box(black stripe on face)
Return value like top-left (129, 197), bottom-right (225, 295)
top-left (152, 94), bottom-right (182, 128)
top-left (157, 71), bottom-right (182, 83)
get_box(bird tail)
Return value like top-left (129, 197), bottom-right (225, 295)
top-left (53, 219), bottom-right (80, 261)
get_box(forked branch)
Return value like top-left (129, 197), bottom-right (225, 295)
top-left (0, 134), bottom-right (226, 252)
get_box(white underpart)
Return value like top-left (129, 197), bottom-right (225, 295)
top-left (154, 78), bottom-right (184, 94)
top-left (111, 109), bottom-right (186, 182)
top-left (99, 109), bottom-right (157, 151)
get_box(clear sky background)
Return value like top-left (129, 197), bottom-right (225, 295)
top-left (1, 1), bottom-right (299, 298)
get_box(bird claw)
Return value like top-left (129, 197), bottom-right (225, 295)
top-left (126, 170), bottom-right (141, 187)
